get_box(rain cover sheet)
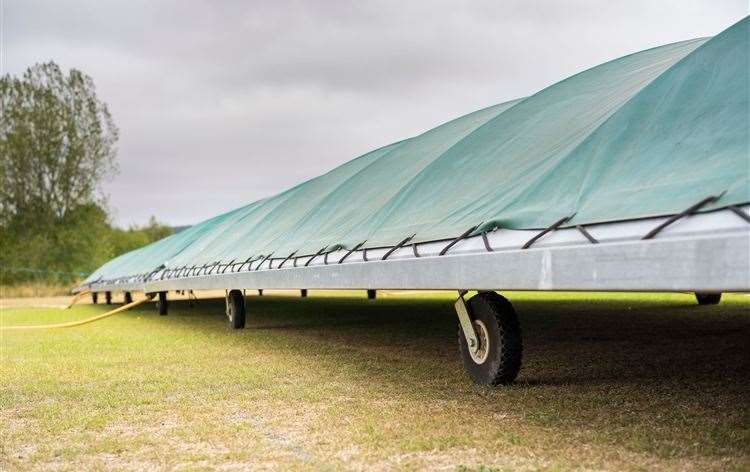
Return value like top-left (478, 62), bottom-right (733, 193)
top-left (87, 18), bottom-right (749, 283)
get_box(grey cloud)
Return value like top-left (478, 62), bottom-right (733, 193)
top-left (4, 0), bottom-right (746, 225)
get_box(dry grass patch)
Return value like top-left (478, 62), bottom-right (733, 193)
top-left (1, 291), bottom-right (748, 470)
top-left (0, 283), bottom-right (73, 299)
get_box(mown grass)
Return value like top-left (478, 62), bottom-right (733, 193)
top-left (1, 291), bottom-right (748, 471)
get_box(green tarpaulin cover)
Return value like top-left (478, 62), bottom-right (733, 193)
top-left (86, 17), bottom-right (749, 284)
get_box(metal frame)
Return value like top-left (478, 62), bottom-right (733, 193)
top-left (81, 231), bottom-right (748, 293)
top-left (454, 292), bottom-right (479, 353)
top-left (80, 207), bottom-right (750, 294)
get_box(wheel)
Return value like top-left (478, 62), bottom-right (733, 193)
top-left (105, 291), bottom-right (112, 305)
top-left (695, 292), bottom-right (721, 305)
top-left (124, 292), bottom-right (133, 304)
top-left (227, 289), bottom-right (246, 329)
top-left (157, 291), bottom-right (168, 315)
top-left (458, 291), bottom-right (522, 385)
top-left (92, 292), bottom-right (98, 304)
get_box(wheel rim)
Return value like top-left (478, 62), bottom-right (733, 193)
top-left (469, 319), bottom-right (490, 364)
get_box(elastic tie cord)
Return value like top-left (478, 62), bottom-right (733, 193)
top-left (642, 193), bottom-right (724, 240)
top-left (305, 247), bottom-right (328, 267)
top-left (522, 215), bottom-right (574, 249)
top-left (412, 243), bottom-right (420, 258)
top-left (728, 205), bottom-right (750, 223)
top-left (440, 224), bottom-right (481, 256)
top-left (236, 256), bottom-right (254, 272)
top-left (255, 253), bottom-right (273, 271)
top-left (246, 256), bottom-right (263, 271)
top-left (338, 241), bottom-right (367, 264)
top-left (381, 234), bottom-right (416, 261)
top-left (278, 251), bottom-right (298, 269)
top-left (481, 230), bottom-right (493, 252)
top-left (576, 225), bottom-right (598, 244)
top-left (323, 245), bottom-right (343, 265)
top-left (478, 223), bottom-right (501, 252)
top-left (221, 259), bottom-right (236, 274)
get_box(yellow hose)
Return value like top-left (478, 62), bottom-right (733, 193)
top-left (1, 295), bottom-right (154, 331)
top-left (66, 290), bottom-right (91, 309)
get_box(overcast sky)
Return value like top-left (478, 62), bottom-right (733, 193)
top-left (2, 1), bottom-right (746, 227)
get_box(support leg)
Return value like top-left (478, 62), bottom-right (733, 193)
top-left (367, 289), bottom-right (376, 300)
top-left (258, 289), bottom-right (263, 296)
top-left (157, 291), bottom-right (168, 315)
top-left (695, 292), bottom-right (721, 305)
top-left (124, 292), bottom-right (133, 304)
top-left (92, 292), bottom-right (98, 304)
top-left (301, 289), bottom-right (307, 297)
top-left (105, 291), bottom-right (112, 305)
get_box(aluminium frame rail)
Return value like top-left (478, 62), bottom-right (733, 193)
top-left (80, 206), bottom-right (750, 295)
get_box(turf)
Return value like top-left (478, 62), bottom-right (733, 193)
top-left (1, 291), bottom-right (748, 471)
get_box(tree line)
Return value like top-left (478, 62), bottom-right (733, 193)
top-left (0, 62), bottom-right (172, 285)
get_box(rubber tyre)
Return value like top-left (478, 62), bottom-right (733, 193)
top-left (227, 289), bottom-right (246, 329)
top-left (157, 292), bottom-right (168, 315)
top-left (458, 291), bottom-right (522, 385)
top-left (695, 292), bottom-right (721, 305)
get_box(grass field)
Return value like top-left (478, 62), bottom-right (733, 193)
top-left (1, 291), bottom-right (748, 471)
top-left (0, 283), bottom-right (76, 299)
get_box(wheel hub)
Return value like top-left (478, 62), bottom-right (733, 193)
top-left (469, 319), bottom-right (490, 364)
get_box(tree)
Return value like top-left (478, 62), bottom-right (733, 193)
top-left (0, 62), bottom-right (118, 224)
top-left (109, 217), bottom-right (175, 257)
top-left (0, 62), bottom-right (119, 284)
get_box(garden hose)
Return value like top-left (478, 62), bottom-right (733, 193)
top-left (66, 290), bottom-right (91, 309)
top-left (1, 295), bottom-right (154, 331)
